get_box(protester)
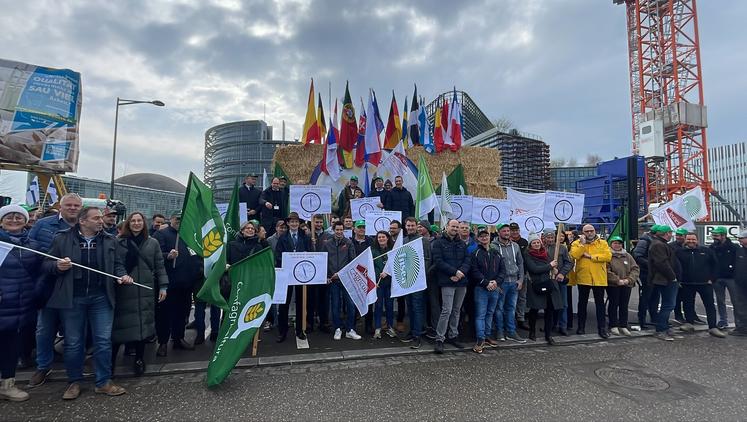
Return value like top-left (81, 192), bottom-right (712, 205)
top-left (28, 192), bottom-right (83, 388)
top-left (671, 227), bottom-right (688, 323)
top-left (417, 219), bottom-right (438, 338)
top-left (324, 221), bottom-right (361, 340)
top-left (384, 179), bottom-right (393, 191)
top-left (239, 173), bottom-right (262, 220)
top-left (389, 220), bottom-right (406, 332)
top-left (0, 205), bottom-right (41, 401)
top-left (675, 233), bottom-right (725, 338)
top-left (24, 206), bottom-right (38, 229)
top-left (102, 207), bottom-right (118, 236)
top-left (542, 230), bottom-right (573, 336)
top-left (337, 176), bottom-right (363, 218)
top-left (508, 222), bottom-right (530, 330)
top-left (149, 213), bottom-right (166, 236)
top-left (606, 236), bottom-right (639, 336)
top-left (432, 219), bottom-right (471, 354)
top-left (709, 226), bottom-right (738, 329)
top-left (459, 221), bottom-right (478, 254)
top-left (633, 226), bottom-right (657, 329)
top-left (259, 177), bottom-right (287, 237)
top-left (111, 212), bottom-right (169, 376)
top-left (266, 219), bottom-right (287, 251)
top-left (731, 230), bottom-right (747, 336)
top-left (383, 176), bottom-right (414, 220)
top-left (308, 215), bottom-right (332, 333)
top-left (227, 220), bottom-right (269, 266)
top-left (491, 223), bottom-right (526, 343)
top-left (153, 211), bottom-right (201, 356)
top-left (343, 216), bottom-right (354, 238)
top-left (372, 231), bottom-right (396, 339)
top-left (43, 206), bottom-right (131, 399)
top-left (351, 220), bottom-right (375, 333)
top-left (570, 224), bottom-right (612, 338)
top-left (647, 225), bottom-right (682, 341)
top-left (469, 227), bottom-right (506, 353)
top-left (368, 176), bottom-right (388, 207)
top-left (524, 233), bottom-right (561, 345)
top-left (275, 212), bottom-right (312, 342)
top-left (400, 217), bottom-right (428, 348)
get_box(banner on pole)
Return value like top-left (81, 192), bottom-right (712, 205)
top-left (507, 188), bottom-right (546, 215)
top-left (272, 267), bottom-right (289, 304)
top-left (281, 252), bottom-right (328, 285)
top-left (364, 210), bottom-right (401, 236)
top-left (436, 195), bottom-right (473, 221)
top-left (289, 185), bottom-right (332, 221)
top-left (543, 191), bottom-right (585, 224)
top-left (471, 197), bottom-right (511, 226)
top-left (511, 208), bottom-right (556, 238)
top-left (350, 197), bottom-right (382, 221)
top-left (337, 247), bottom-right (377, 315)
top-left (389, 238), bottom-right (427, 298)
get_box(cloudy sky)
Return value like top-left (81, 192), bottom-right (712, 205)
top-left (1, 0), bottom-right (745, 194)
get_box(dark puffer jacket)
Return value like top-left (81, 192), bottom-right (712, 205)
top-left (153, 226), bottom-right (201, 289)
top-left (112, 236), bottom-right (169, 344)
top-left (383, 187), bottom-right (414, 220)
top-left (469, 244), bottom-right (506, 289)
top-left (228, 234), bottom-right (269, 265)
top-left (0, 229), bottom-right (42, 331)
top-left (431, 233), bottom-right (471, 287)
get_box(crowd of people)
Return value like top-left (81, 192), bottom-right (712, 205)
top-left (1, 173), bottom-right (746, 403)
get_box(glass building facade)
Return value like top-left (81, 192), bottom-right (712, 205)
top-left (204, 120), bottom-right (295, 201)
top-left (550, 166), bottom-right (597, 192)
top-left (708, 141), bottom-right (747, 222)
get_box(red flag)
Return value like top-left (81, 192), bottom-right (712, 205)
top-left (354, 99), bottom-right (368, 168)
top-left (339, 82), bottom-right (358, 164)
top-left (301, 79), bottom-right (320, 144)
top-left (383, 92), bottom-right (402, 149)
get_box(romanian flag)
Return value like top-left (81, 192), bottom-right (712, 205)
top-left (339, 81), bottom-right (357, 168)
top-left (354, 98), bottom-right (368, 168)
top-left (317, 93), bottom-right (326, 141)
top-left (400, 96), bottom-right (409, 147)
top-left (301, 79), bottom-right (320, 144)
top-left (383, 92), bottom-right (402, 149)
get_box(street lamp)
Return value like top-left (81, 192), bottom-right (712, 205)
top-left (110, 97), bottom-right (165, 199)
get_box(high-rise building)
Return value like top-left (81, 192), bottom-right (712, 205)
top-left (424, 91), bottom-right (495, 140)
top-left (204, 120), bottom-right (295, 201)
top-left (708, 141), bottom-right (747, 222)
top-left (550, 166), bottom-right (597, 192)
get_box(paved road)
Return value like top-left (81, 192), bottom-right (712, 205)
top-left (4, 332), bottom-right (745, 421)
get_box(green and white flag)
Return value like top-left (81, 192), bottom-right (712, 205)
top-left (415, 155), bottom-right (437, 220)
top-left (446, 164), bottom-right (469, 195)
top-left (224, 181), bottom-right (241, 242)
top-left (388, 237), bottom-right (427, 298)
top-left (180, 172), bottom-right (228, 309)
top-left (438, 171), bottom-right (453, 227)
top-left (207, 248), bottom-right (275, 387)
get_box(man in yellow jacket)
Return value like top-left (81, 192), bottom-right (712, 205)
top-left (570, 224), bottom-right (612, 338)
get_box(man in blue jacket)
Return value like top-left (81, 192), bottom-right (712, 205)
top-left (431, 219), bottom-right (471, 354)
top-left (27, 192), bottom-right (82, 388)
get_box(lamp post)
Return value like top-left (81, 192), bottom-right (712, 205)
top-left (110, 97), bottom-right (165, 199)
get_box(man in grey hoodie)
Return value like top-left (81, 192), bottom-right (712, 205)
top-left (491, 224), bottom-right (527, 343)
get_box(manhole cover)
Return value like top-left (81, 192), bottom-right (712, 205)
top-left (594, 367), bottom-right (670, 391)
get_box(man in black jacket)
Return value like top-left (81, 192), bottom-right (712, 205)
top-left (709, 226), bottom-right (738, 329)
top-left (469, 228), bottom-right (506, 353)
top-left (675, 233), bottom-right (725, 338)
top-left (274, 212), bottom-right (313, 342)
top-left (368, 176), bottom-right (388, 207)
top-left (239, 173), bottom-right (262, 220)
top-left (731, 230), bottom-right (747, 336)
top-left (260, 177), bottom-right (287, 237)
top-left (383, 176), bottom-right (414, 220)
top-left (633, 227), bottom-right (657, 328)
top-left (431, 219), bottom-right (471, 353)
top-left (647, 225), bottom-right (681, 341)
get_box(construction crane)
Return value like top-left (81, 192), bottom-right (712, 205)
top-left (614, 0), bottom-right (712, 217)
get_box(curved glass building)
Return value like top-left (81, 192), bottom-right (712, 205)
top-left (204, 120), bottom-right (295, 201)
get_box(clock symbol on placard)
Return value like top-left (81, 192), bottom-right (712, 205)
top-left (293, 260), bottom-right (317, 284)
top-left (553, 200), bottom-right (573, 222)
top-left (450, 202), bottom-right (463, 219)
top-left (300, 192), bottom-right (322, 214)
top-left (374, 216), bottom-right (392, 232)
top-left (481, 205), bottom-right (501, 224)
top-left (359, 203), bottom-right (375, 217)
top-left (525, 217), bottom-right (545, 233)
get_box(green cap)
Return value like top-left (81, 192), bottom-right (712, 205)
top-left (608, 235), bottom-right (623, 243)
top-left (649, 224), bottom-right (661, 233)
top-left (354, 220), bottom-right (365, 228)
top-left (657, 225), bottom-right (673, 233)
top-left (674, 228), bottom-right (688, 236)
top-left (496, 223), bottom-right (510, 230)
top-left (711, 226), bottom-right (728, 235)
top-left (430, 224), bottom-right (440, 233)
top-left (350, 175), bottom-right (359, 181)
top-left (477, 225), bottom-right (487, 231)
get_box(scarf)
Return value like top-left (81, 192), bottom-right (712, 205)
top-left (528, 246), bottom-right (548, 261)
top-left (125, 231), bottom-right (146, 273)
top-left (611, 249), bottom-right (628, 258)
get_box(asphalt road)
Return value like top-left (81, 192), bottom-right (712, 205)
top-left (4, 332), bottom-right (746, 421)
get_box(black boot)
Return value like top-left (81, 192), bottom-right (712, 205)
top-left (528, 316), bottom-right (537, 341)
top-left (576, 321), bottom-right (586, 335)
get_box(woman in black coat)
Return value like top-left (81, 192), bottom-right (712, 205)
top-left (524, 233), bottom-right (561, 345)
top-left (224, 220), bottom-right (270, 300)
top-left (0, 205), bottom-right (42, 401)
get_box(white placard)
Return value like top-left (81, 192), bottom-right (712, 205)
top-left (281, 252), bottom-right (328, 285)
top-left (364, 210), bottom-right (402, 236)
top-left (216, 202), bottom-right (248, 225)
top-left (273, 268), bottom-right (289, 304)
top-left (471, 197), bottom-right (511, 226)
top-left (437, 195), bottom-right (473, 221)
top-left (507, 187), bottom-right (546, 215)
top-left (543, 191), bottom-right (585, 224)
top-left (350, 197), bottom-right (382, 221)
top-left (511, 209), bottom-right (556, 239)
top-left (289, 185), bottom-right (332, 221)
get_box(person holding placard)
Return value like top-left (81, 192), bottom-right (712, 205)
top-left (401, 217), bottom-right (429, 348)
top-left (308, 215), bottom-right (332, 334)
top-left (351, 220), bottom-right (374, 334)
top-left (274, 212), bottom-right (312, 343)
top-left (324, 221), bottom-right (361, 340)
top-left (542, 230), bottom-right (573, 336)
top-left (569, 224), bottom-right (612, 339)
top-left (524, 233), bottom-right (562, 345)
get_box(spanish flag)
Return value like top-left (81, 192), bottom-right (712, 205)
top-left (301, 79), bottom-right (320, 144)
top-left (317, 93), bottom-right (326, 142)
top-left (383, 91), bottom-right (402, 149)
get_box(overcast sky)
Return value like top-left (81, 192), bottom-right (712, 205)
top-left (1, 0), bottom-right (745, 191)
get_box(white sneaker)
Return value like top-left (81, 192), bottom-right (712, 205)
top-left (346, 329), bottom-right (362, 340)
top-left (385, 327), bottom-right (397, 338)
top-left (0, 378), bottom-right (30, 402)
top-left (610, 327), bottom-right (621, 336)
top-left (620, 328), bottom-right (632, 336)
top-left (373, 329), bottom-right (382, 339)
top-left (333, 328), bottom-right (342, 340)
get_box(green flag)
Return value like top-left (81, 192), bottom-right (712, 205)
top-left (609, 206), bottom-right (628, 248)
top-left (273, 162), bottom-right (290, 180)
top-left (415, 155), bottom-right (438, 220)
top-left (206, 248), bottom-right (275, 387)
top-left (447, 164), bottom-right (469, 195)
top-left (224, 180), bottom-right (241, 241)
top-left (179, 172), bottom-right (228, 309)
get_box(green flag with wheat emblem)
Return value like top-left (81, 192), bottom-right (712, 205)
top-left (388, 237), bottom-right (427, 298)
top-left (179, 172), bottom-right (228, 310)
top-left (207, 247), bottom-right (275, 387)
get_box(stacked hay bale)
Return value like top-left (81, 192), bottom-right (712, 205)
top-left (272, 144), bottom-right (503, 198)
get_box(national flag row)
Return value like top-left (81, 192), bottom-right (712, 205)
top-left (302, 79), bottom-right (464, 172)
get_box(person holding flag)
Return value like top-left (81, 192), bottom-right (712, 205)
top-left (324, 221), bottom-right (362, 340)
top-left (371, 230), bottom-right (396, 339)
top-left (0, 205), bottom-right (42, 402)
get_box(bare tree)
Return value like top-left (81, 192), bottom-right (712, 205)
top-left (585, 154), bottom-right (603, 166)
top-left (567, 157), bottom-right (579, 167)
top-left (550, 158), bottom-right (567, 168)
top-left (492, 116), bottom-right (514, 133)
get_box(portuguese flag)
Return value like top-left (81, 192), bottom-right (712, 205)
top-left (206, 247), bottom-right (275, 387)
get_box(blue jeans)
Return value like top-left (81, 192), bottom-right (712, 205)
top-left (496, 281), bottom-right (519, 336)
top-left (556, 283), bottom-right (569, 329)
top-left (714, 278), bottom-right (735, 325)
top-left (374, 281), bottom-right (394, 329)
top-left (193, 300), bottom-right (221, 334)
top-left (35, 307), bottom-right (60, 371)
top-left (653, 283), bottom-right (678, 333)
top-left (330, 281), bottom-right (355, 331)
top-left (474, 287), bottom-right (499, 341)
top-left (406, 290), bottom-right (425, 337)
top-left (58, 294), bottom-right (114, 387)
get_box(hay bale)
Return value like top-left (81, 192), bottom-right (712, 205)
top-left (272, 143), bottom-right (503, 198)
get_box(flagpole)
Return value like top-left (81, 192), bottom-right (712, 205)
top-left (0, 241), bottom-right (153, 290)
top-left (172, 233), bottom-right (179, 269)
top-left (251, 328), bottom-right (260, 357)
top-left (552, 223), bottom-right (564, 278)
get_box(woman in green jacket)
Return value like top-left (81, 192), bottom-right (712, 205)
top-left (112, 212), bottom-right (168, 376)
